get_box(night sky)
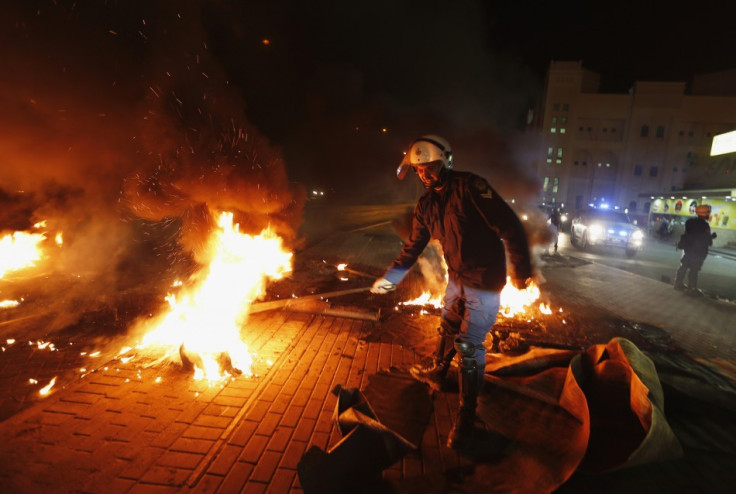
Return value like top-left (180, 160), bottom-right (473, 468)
top-left (2, 0), bottom-right (734, 210)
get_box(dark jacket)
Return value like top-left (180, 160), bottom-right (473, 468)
top-left (681, 217), bottom-right (713, 259)
top-left (388, 170), bottom-right (532, 291)
top-left (549, 210), bottom-right (562, 228)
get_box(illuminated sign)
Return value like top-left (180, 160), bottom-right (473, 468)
top-left (710, 130), bottom-right (736, 156)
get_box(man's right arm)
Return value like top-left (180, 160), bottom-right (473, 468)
top-left (372, 207), bottom-right (431, 292)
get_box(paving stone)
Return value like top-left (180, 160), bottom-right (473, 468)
top-left (149, 422), bottom-right (189, 449)
top-left (118, 446), bottom-right (167, 481)
top-left (170, 437), bottom-right (216, 455)
top-left (279, 405), bottom-right (303, 428)
top-left (229, 419), bottom-right (258, 447)
top-left (190, 473), bottom-right (224, 494)
top-left (212, 395), bottom-right (247, 408)
top-left (174, 401), bottom-right (208, 425)
top-left (266, 468), bottom-right (296, 493)
top-left (265, 427), bottom-right (292, 453)
top-left (242, 480), bottom-right (267, 494)
top-left (239, 434), bottom-right (269, 464)
top-left (156, 450), bottom-right (205, 470)
top-left (192, 414), bottom-right (232, 429)
top-left (217, 461), bottom-right (254, 493)
top-left (127, 482), bottom-right (180, 493)
top-left (255, 412), bottom-right (281, 436)
top-left (280, 439), bottom-right (307, 470)
top-left (183, 425), bottom-right (225, 441)
top-left (246, 399), bottom-right (271, 422)
top-left (206, 444), bottom-right (242, 477)
top-left (291, 418), bottom-right (316, 443)
top-left (139, 465), bottom-right (191, 486)
top-left (250, 450), bottom-right (281, 483)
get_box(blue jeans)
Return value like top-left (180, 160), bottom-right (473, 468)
top-left (441, 279), bottom-right (501, 367)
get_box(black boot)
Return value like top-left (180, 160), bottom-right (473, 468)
top-left (410, 330), bottom-right (455, 391)
top-left (447, 343), bottom-right (482, 450)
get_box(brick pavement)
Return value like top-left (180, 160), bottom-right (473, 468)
top-left (1, 222), bottom-right (735, 493)
top-left (0, 303), bottom-right (471, 493)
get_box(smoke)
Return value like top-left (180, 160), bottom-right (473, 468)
top-left (0, 1), bottom-right (304, 334)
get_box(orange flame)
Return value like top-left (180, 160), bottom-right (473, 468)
top-left (499, 277), bottom-right (541, 318)
top-left (0, 231), bottom-right (46, 278)
top-left (400, 277), bottom-right (546, 318)
top-left (39, 376), bottom-right (57, 396)
top-left (134, 211), bottom-right (292, 381)
top-left (400, 292), bottom-right (443, 309)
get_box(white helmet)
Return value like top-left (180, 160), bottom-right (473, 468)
top-left (396, 135), bottom-right (453, 180)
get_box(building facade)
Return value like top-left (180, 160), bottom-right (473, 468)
top-left (534, 61), bottom-right (736, 245)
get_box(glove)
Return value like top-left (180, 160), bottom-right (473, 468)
top-left (511, 277), bottom-right (531, 290)
top-left (370, 277), bottom-right (396, 294)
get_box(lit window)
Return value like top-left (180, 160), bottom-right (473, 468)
top-left (605, 163), bottom-right (611, 167)
top-left (561, 117), bottom-right (567, 124)
top-left (551, 127), bottom-right (556, 133)
top-left (560, 128), bottom-right (566, 134)
top-left (552, 177), bottom-right (559, 194)
top-left (551, 116), bottom-right (558, 124)
top-left (557, 148), bottom-right (563, 158)
top-left (547, 147), bottom-right (554, 158)
top-left (556, 159), bottom-right (562, 164)
top-left (543, 177), bottom-right (550, 191)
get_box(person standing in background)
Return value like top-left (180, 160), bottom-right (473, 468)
top-left (674, 204), bottom-right (717, 295)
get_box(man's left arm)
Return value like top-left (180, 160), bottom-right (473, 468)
top-left (468, 178), bottom-right (533, 288)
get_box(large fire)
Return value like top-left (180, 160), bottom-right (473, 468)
top-left (132, 211), bottom-right (292, 381)
top-left (0, 230), bottom-right (46, 279)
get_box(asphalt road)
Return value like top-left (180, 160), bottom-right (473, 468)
top-left (552, 232), bottom-right (736, 301)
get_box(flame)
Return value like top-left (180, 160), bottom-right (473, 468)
top-left (135, 211), bottom-right (292, 381)
top-left (400, 292), bottom-right (443, 309)
top-left (0, 230), bottom-right (46, 278)
top-left (337, 263), bottom-right (347, 271)
top-left (1, 300), bottom-right (21, 309)
top-left (499, 277), bottom-right (541, 317)
top-left (399, 277), bottom-right (544, 318)
top-left (39, 376), bottom-right (57, 396)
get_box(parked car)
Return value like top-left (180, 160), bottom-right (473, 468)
top-left (569, 208), bottom-right (644, 257)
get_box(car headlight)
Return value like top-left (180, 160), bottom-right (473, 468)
top-left (561, 214), bottom-right (568, 223)
top-left (588, 224), bottom-right (604, 240)
top-left (631, 229), bottom-right (644, 243)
